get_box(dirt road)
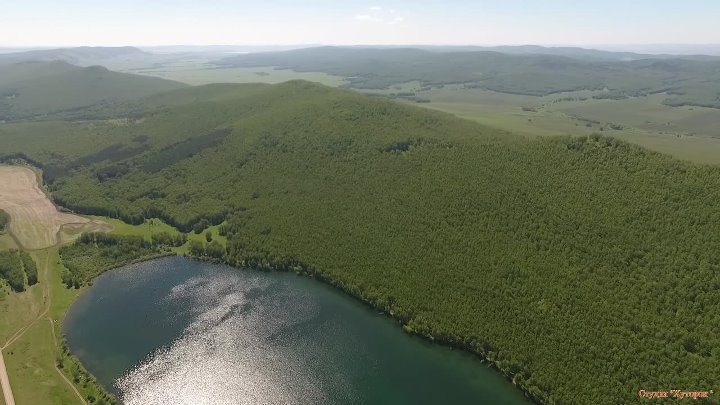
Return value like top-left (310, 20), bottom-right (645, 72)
top-left (0, 166), bottom-right (101, 404)
top-left (0, 350), bottom-right (15, 405)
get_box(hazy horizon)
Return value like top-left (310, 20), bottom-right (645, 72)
top-left (3, 0), bottom-right (720, 48)
top-left (3, 43), bottom-right (720, 57)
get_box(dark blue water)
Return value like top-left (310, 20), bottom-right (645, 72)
top-left (64, 256), bottom-right (533, 405)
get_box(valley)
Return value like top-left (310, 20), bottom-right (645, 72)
top-left (114, 51), bottom-right (720, 164)
top-left (0, 42), bottom-right (719, 405)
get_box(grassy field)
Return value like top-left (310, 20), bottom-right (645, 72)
top-left (0, 218), bottom-right (219, 404)
top-left (358, 84), bottom-right (720, 164)
top-left (1, 250), bottom-right (93, 405)
top-left (0, 252), bottom-right (45, 343)
top-left (93, 217), bottom-right (178, 240)
top-left (0, 234), bottom-right (17, 251)
top-left (129, 62), bottom-right (346, 87)
top-left (220, 46), bottom-right (720, 108)
top-left (4, 48), bottom-right (718, 166)
top-left (93, 217), bottom-right (226, 254)
top-left (3, 320), bottom-right (78, 405)
top-left (0, 165), bottom-right (220, 405)
top-left (0, 166), bottom-right (111, 250)
top-left (556, 93), bottom-right (720, 136)
top-left (56, 54), bottom-right (720, 165)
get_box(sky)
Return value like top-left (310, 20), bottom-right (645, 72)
top-left (2, 0), bottom-right (720, 47)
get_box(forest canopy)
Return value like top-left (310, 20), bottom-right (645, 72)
top-left (59, 232), bottom-right (172, 288)
top-left (0, 250), bottom-right (38, 292)
top-left (6, 81), bottom-right (720, 405)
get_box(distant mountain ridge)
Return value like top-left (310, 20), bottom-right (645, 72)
top-left (219, 46), bottom-right (720, 107)
top-left (308, 44), bottom-right (720, 61)
top-left (0, 60), bottom-right (187, 120)
top-left (0, 46), bottom-right (177, 71)
top-left (3, 43), bottom-right (719, 65)
top-left (0, 46), bottom-right (148, 65)
top-left (2, 44), bottom-right (719, 111)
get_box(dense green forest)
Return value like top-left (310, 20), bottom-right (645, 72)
top-left (219, 46), bottom-right (720, 108)
top-left (0, 250), bottom-right (38, 292)
top-left (5, 80), bottom-right (720, 405)
top-left (0, 208), bottom-right (8, 232)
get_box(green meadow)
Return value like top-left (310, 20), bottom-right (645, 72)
top-left (124, 56), bottom-right (720, 165)
top-left (0, 211), bottom-right (226, 405)
top-left (129, 62), bottom-right (346, 87)
top-left (356, 84), bottom-right (720, 164)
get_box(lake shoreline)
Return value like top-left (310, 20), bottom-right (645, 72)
top-left (63, 255), bottom-right (536, 405)
top-left (67, 252), bottom-right (544, 405)
top-left (58, 251), bottom-right (178, 405)
top-left (2, 159), bottom-right (544, 405)
top-left (196, 254), bottom-right (546, 405)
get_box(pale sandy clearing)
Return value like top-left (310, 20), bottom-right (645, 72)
top-left (0, 165), bottom-right (111, 250)
top-left (0, 350), bottom-right (15, 405)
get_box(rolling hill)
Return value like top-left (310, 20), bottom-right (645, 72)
top-left (0, 61), bottom-right (188, 120)
top-left (1, 80), bottom-right (719, 405)
top-left (219, 46), bottom-right (720, 107)
top-left (409, 44), bottom-right (720, 61)
top-left (0, 46), bottom-right (168, 69)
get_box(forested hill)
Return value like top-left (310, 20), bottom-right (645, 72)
top-left (0, 61), bottom-right (187, 121)
top-left (219, 46), bottom-right (720, 108)
top-left (2, 81), bottom-right (720, 405)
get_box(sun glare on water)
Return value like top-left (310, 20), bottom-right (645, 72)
top-left (117, 274), bottom-right (330, 405)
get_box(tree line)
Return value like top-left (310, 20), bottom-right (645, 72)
top-left (0, 209), bottom-right (9, 232)
top-left (59, 232), bottom-right (178, 288)
top-left (0, 250), bottom-right (38, 292)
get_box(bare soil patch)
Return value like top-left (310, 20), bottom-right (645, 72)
top-left (0, 166), bottom-right (111, 250)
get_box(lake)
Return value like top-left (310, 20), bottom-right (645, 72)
top-left (64, 256), bottom-right (534, 405)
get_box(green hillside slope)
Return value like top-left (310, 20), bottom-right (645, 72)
top-left (1, 81), bottom-right (719, 405)
top-left (0, 61), bottom-right (188, 120)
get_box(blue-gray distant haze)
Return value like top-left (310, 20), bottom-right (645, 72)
top-left (2, 44), bottom-right (720, 59)
top-left (595, 44), bottom-right (720, 56)
top-left (2, 0), bottom-right (719, 47)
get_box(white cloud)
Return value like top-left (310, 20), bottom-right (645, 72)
top-left (354, 14), bottom-right (383, 23)
top-left (354, 6), bottom-right (405, 25)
